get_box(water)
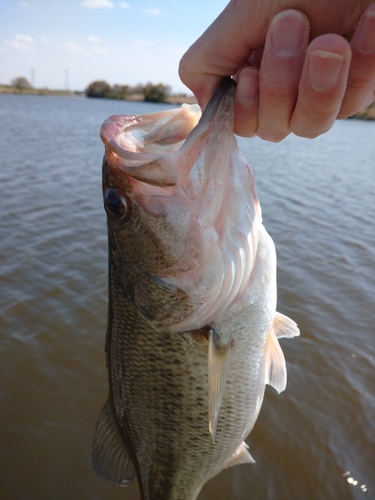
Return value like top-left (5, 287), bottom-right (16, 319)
top-left (0, 94), bottom-right (374, 500)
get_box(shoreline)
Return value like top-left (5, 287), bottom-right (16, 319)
top-left (0, 85), bottom-right (197, 105)
top-left (1, 85), bottom-right (374, 118)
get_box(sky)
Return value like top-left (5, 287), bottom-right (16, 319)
top-left (0, 0), bottom-right (228, 93)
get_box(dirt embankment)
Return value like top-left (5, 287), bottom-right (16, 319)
top-left (0, 85), bottom-right (79, 97)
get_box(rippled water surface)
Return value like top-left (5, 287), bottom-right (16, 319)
top-left (0, 94), bottom-right (374, 500)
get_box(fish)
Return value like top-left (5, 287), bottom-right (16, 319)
top-left (92, 78), bottom-right (299, 500)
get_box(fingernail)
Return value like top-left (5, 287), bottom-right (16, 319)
top-left (307, 50), bottom-right (344, 90)
top-left (356, 5), bottom-right (375, 54)
top-left (237, 68), bottom-right (259, 102)
top-left (271, 10), bottom-right (306, 56)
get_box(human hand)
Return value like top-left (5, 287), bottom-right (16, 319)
top-left (179, 1), bottom-right (375, 140)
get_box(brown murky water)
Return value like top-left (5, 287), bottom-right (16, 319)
top-left (0, 94), bottom-right (374, 500)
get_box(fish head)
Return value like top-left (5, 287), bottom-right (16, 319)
top-left (101, 79), bottom-right (260, 331)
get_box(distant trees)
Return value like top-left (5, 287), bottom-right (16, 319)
top-left (86, 80), bottom-right (111, 98)
top-left (86, 81), bottom-right (130, 99)
top-left (11, 77), bottom-right (32, 89)
top-left (129, 83), bottom-right (145, 95)
top-left (143, 83), bottom-right (171, 103)
top-left (107, 84), bottom-right (129, 100)
top-left (85, 80), bottom-right (171, 102)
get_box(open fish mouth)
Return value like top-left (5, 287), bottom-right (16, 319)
top-left (100, 101), bottom-right (201, 186)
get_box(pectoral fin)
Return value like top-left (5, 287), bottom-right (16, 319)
top-left (208, 329), bottom-right (232, 442)
top-left (92, 401), bottom-right (136, 486)
top-left (224, 441), bottom-right (255, 468)
top-left (132, 271), bottom-right (191, 325)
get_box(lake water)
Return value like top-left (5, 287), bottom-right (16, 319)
top-left (0, 94), bottom-right (374, 500)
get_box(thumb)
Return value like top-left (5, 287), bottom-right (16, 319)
top-left (179, 1), bottom-right (271, 107)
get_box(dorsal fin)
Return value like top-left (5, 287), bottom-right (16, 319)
top-left (92, 401), bottom-right (136, 486)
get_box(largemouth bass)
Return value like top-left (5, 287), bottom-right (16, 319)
top-left (93, 78), bottom-right (299, 500)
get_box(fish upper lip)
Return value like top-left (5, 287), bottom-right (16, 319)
top-left (100, 103), bottom-right (202, 162)
top-left (100, 105), bottom-right (202, 188)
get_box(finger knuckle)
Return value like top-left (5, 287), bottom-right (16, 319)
top-left (347, 74), bottom-right (373, 92)
top-left (262, 81), bottom-right (296, 105)
top-left (291, 107), bottom-right (336, 138)
top-left (300, 103), bottom-right (336, 126)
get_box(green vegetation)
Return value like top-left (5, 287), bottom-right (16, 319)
top-left (85, 80), bottom-right (171, 103)
top-left (107, 84), bottom-right (129, 100)
top-left (86, 80), bottom-right (111, 98)
top-left (85, 81), bottom-right (129, 99)
top-left (143, 83), bottom-right (171, 103)
top-left (0, 83), bottom-right (78, 97)
top-left (11, 76), bottom-right (32, 90)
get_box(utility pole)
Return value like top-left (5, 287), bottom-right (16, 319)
top-left (65, 69), bottom-right (70, 91)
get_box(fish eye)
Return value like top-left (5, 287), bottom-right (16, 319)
top-left (104, 189), bottom-right (130, 221)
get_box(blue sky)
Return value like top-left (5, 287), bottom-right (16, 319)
top-left (0, 0), bottom-right (228, 93)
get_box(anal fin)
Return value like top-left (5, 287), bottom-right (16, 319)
top-left (264, 311), bottom-right (299, 394)
top-left (273, 311), bottom-right (300, 339)
top-left (224, 441), bottom-right (255, 468)
top-left (264, 329), bottom-right (287, 394)
top-left (92, 400), bottom-right (136, 486)
top-left (208, 328), bottom-right (232, 442)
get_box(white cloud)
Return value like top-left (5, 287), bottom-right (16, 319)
top-left (3, 40), bottom-right (28, 51)
top-left (80, 0), bottom-right (114, 8)
top-left (19, 2), bottom-right (30, 7)
top-left (40, 37), bottom-right (49, 44)
top-left (16, 34), bottom-right (34, 44)
top-left (63, 42), bottom-right (80, 52)
top-left (94, 47), bottom-right (109, 54)
top-left (133, 40), bottom-right (154, 51)
top-left (119, 2), bottom-right (130, 9)
top-left (143, 8), bottom-right (161, 15)
top-left (88, 35), bottom-right (100, 43)
top-left (4, 34), bottom-right (34, 51)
